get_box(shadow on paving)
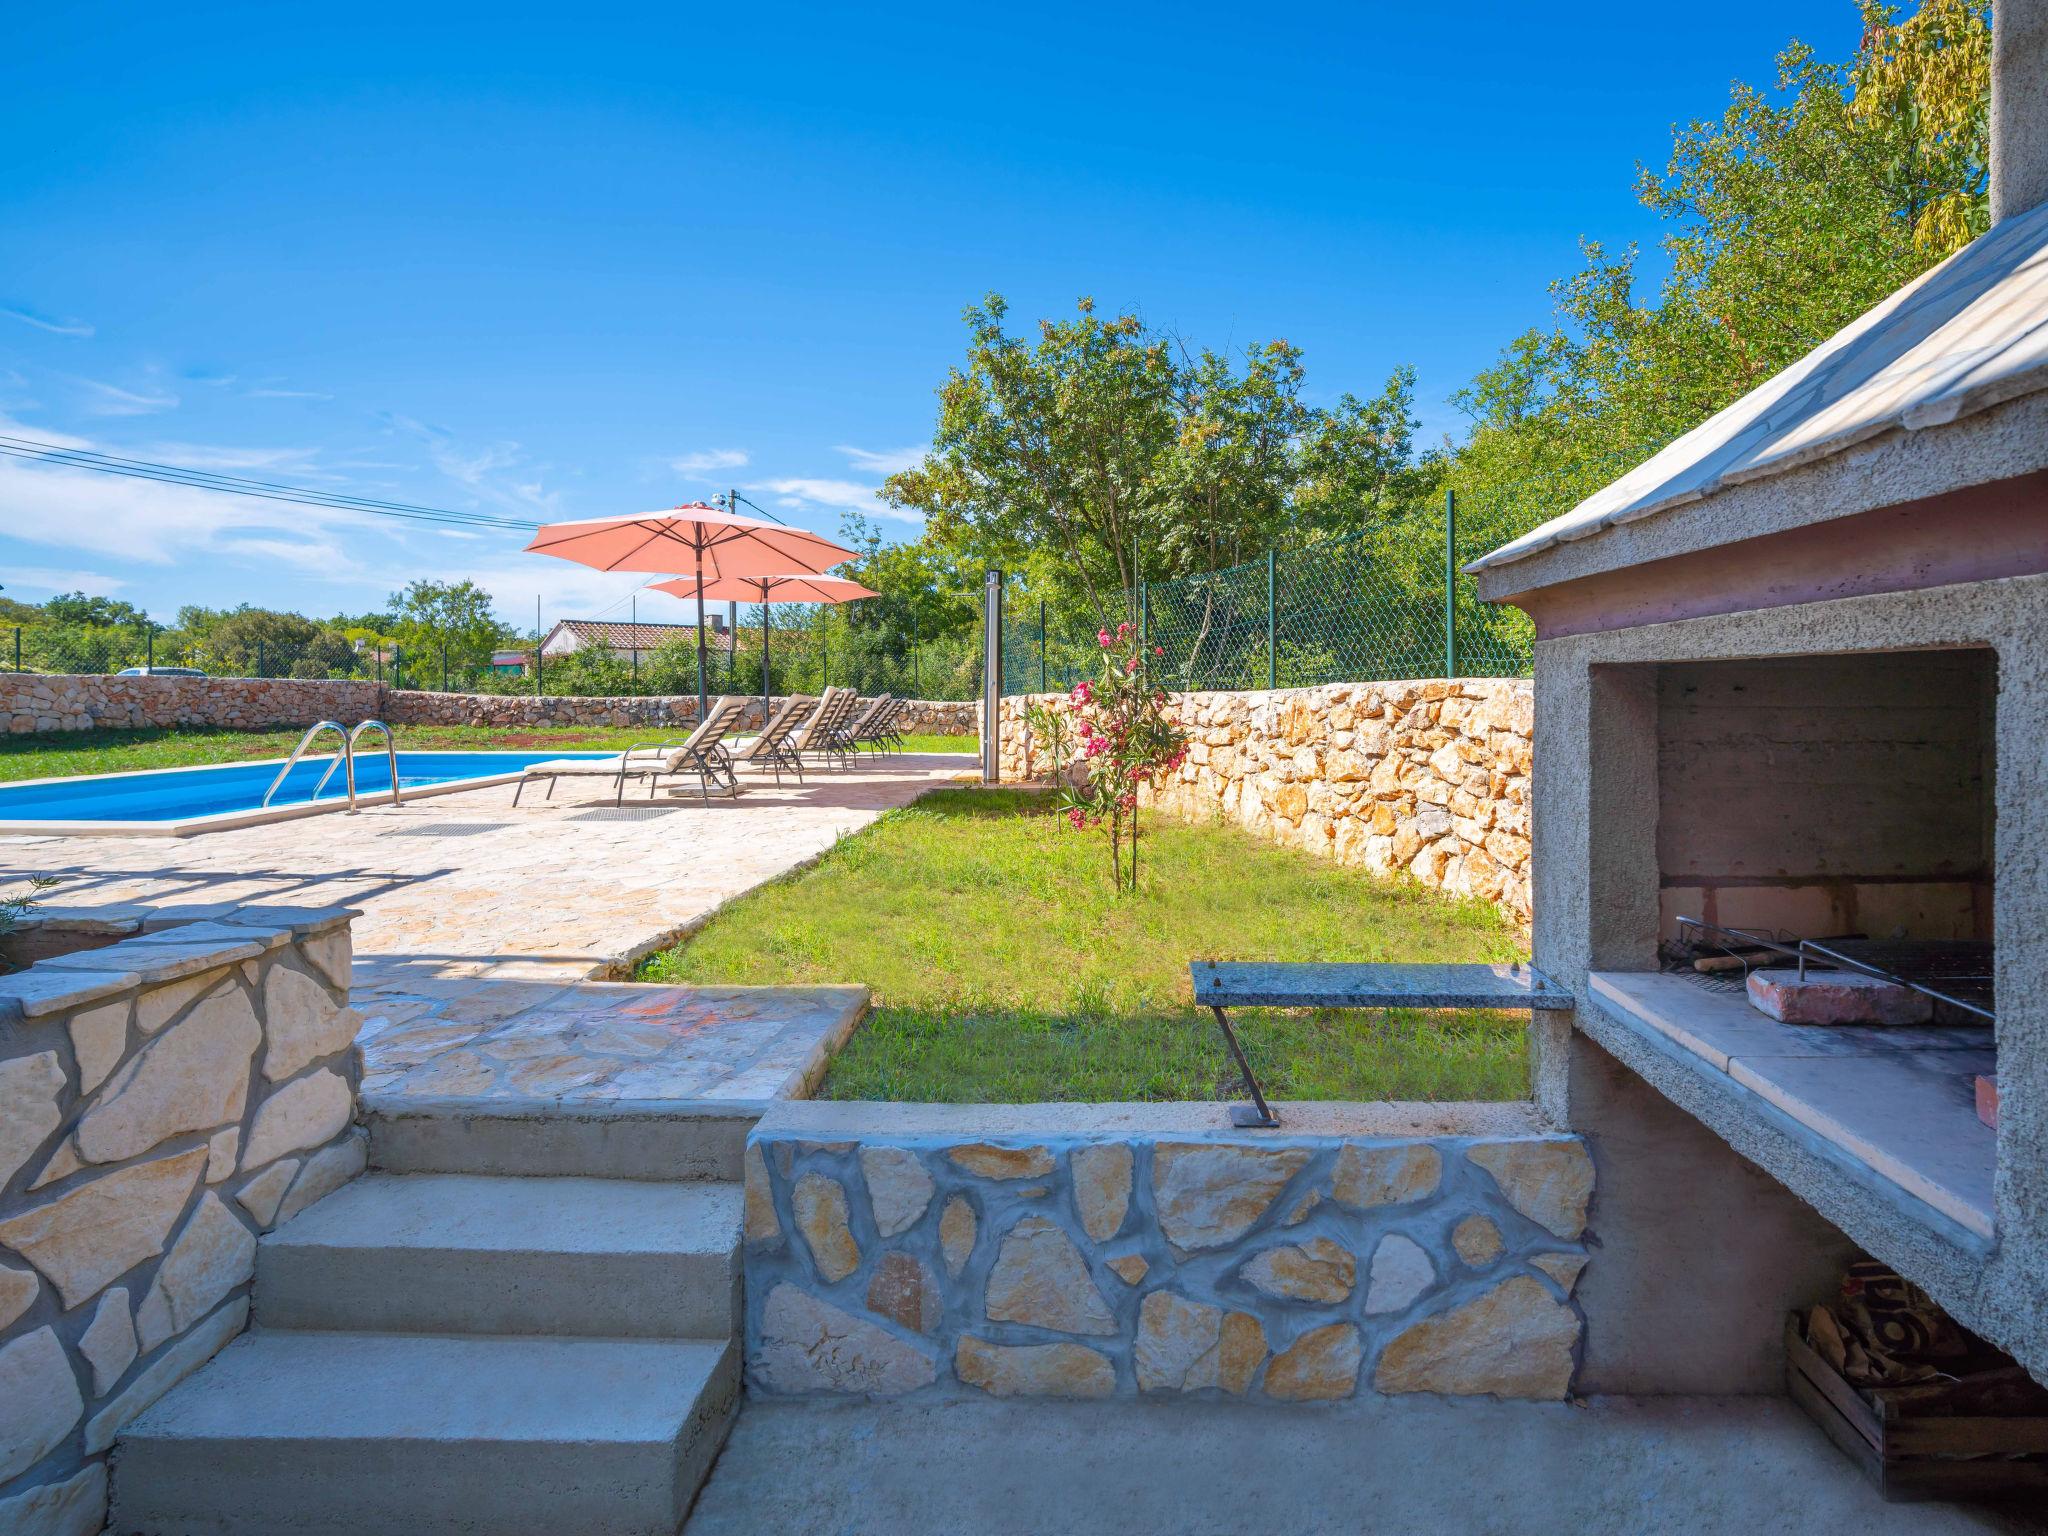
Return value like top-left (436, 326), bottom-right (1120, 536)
top-left (683, 1397), bottom-right (2048, 1536)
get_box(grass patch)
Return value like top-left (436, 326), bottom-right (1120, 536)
top-left (0, 724), bottom-right (975, 781)
top-left (640, 787), bottom-right (1528, 1103)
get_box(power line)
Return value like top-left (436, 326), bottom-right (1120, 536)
top-left (0, 434), bottom-right (542, 532)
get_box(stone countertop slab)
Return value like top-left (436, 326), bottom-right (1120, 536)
top-left (1190, 961), bottom-right (1571, 1011)
top-left (1589, 970), bottom-right (1996, 1241)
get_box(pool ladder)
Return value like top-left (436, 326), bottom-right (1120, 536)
top-left (261, 719), bottom-right (401, 813)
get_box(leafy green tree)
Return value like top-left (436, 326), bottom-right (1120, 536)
top-left (43, 591), bottom-right (150, 628)
top-left (1449, 0), bottom-right (1991, 525)
top-left (388, 579), bottom-right (512, 676)
top-left (883, 295), bottom-right (1182, 622)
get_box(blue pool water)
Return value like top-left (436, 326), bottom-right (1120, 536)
top-left (0, 751), bottom-right (610, 826)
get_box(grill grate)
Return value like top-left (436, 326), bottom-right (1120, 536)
top-left (567, 806), bottom-right (692, 822)
top-left (381, 823), bottom-right (507, 837)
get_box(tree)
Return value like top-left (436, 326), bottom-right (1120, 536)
top-left (388, 579), bottom-right (511, 674)
top-left (1449, 1), bottom-right (1991, 525)
top-left (884, 295), bottom-right (1183, 623)
top-left (43, 591), bottom-right (150, 628)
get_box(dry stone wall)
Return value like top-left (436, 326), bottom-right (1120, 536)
top-left (2, 673), bottom-right (978, 739)
top-left (385, 689), bottom-right (978, 735)
top-left (744, 1109), bottom-right (1591, 1405)
top-left (0, 903), bottom-right (365, 1533)
top-left (3, 675), bottom-right (381, 735)
top-left (997, 679), bottom-right (1533, 922)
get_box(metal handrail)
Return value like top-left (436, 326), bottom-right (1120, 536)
top-left (263, 721), bottom-right (352, 809)
top-left (349, 719), bottom-right (402, 807)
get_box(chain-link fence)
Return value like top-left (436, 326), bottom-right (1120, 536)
top-left (0, 615), bottom-right (987, 700)
top-left (1001, 486), bottom-right (1536, 697)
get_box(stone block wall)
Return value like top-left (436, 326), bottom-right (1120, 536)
top-left (3, 674), bottom-right (381, 735)
top-left (996, 679), bottom-right (1533, 922)
top-left (386, 689), bottom-right (978, 736)
top-left (743, 1105), bottom-right (1591, 1405)
top-left (0, 904), bottom-right (366, 1533)
top-left (1, 673), bottom-right (979, 739)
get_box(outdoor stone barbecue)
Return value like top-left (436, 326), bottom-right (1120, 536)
top-left (997, 678), bottom-right (1533, 923)
top-left (742, 1103), bottom-right (1591, 1403)
top-left (0, 902), bottom-right (364, 1531)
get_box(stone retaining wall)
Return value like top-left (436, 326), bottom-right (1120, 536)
top-left (3, 673), bottom-right (979, 739)
top-left (996, 679), bottom-right (1533, 922)
top-left (386, 689), bottom-right (979, 736)
top-left (0, 903), bottom-right (365, 1532)
top-left (743, 1103), bottom-right (1591, 1405)
top-left (3, 675), bottom-right (382, 735)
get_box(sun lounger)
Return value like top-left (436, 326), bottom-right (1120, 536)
top-left (729, 694), bottom-right (815, 783)
top-left (792, 686), bottom-right (859, 769)
top-left (833, 693), bottom-right (892, 757)
top-left (511, 695), bottom-right (747, 807)
top-left (856, 696), bottom-right (909, 752)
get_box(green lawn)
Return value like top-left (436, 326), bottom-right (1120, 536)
top-left (640, 787), bottom-right (1529, 1103)
top-left (0, 724), bottom-right (976, 781)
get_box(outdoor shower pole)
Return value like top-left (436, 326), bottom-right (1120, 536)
top-left (981, 569), bottom-right (1003, 785)
top-left (1443, 488), bottom-right (1458, 679)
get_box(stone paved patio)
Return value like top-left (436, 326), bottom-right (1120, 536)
top-left (0, 754), bottom-right (971, 1102)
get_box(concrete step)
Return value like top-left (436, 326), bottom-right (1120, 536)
top-left (366, 1096), bottom-right (760, 1182)
top-left (257, 1173), bottom-right (741, 1338)
top-left (111, 1329), bottom-right (738, 1536)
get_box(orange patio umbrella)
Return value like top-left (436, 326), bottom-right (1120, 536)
top-left (650, 572), bottom-right (878, 725)
top-left (524, 505), bottom-right (855, 716)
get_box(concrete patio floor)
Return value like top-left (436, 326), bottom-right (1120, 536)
top-left (1, 753), bottom-right (971, 1099)
top-left (686, 1397), bottom-right (2048, 1536)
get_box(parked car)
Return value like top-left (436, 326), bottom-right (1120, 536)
top-left (114, 666), bottom-right (206, 677)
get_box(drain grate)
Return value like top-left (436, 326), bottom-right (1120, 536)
top-left (568, 806), bottom-right (692, 822)
top-left (381, 823), bottom-right (508, 837)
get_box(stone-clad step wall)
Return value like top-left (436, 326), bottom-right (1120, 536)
top-left (996, 679), bottom-right (1533, 923)
top-left (743, 1103), bottom-right (1591, 1405)
top-left (2, 672), bottom-right (977, 738)
top-left (0, 904), bottom-right (366, 1535)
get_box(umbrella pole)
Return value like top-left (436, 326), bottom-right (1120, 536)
top-left (693, 543), bottom-right (709, 719)
top-left (760, 584), bottom-right (772, 730)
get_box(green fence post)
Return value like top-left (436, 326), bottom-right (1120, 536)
top-left (257, 640), bottom-right (265, 678)
top-left (1038, 599), bottom-right (1047, 693)
top-left (11, 627), bottom-right (18, 673)
top-left (1266, 548), bottom-right (1277, 690)
top-left (146, 626), bottom-right (155, 672)
top-left (1443, 488), bottom-right (1458, 679)
top-left (441, 641), bottom-right (449, 693)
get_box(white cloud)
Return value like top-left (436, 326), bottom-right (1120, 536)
top-left (0, 565), bottom-right (129, 597)
top-left (751, 476), bottom-right (923, 525)
top-left (245, 386), bottom-right (334, 401)
top-left (0, 414), bottom-right (90, 450)
top-left (2, 306), bottom-right (94, 339)
top-left (835, 444), bottom-right (926, 475)
top-left (139, 442), bottom-right (327, 474)
top-left (670, 448), bottom-right (750, 476)
top-left (76, 377), bottom-right (179, 417)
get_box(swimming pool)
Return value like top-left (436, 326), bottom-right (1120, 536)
top-left (0, 751), bottom-right (612, 837)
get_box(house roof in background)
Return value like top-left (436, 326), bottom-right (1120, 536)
top-left (544, 619), bottom-right (734, 650)
top-left (1468, 200), bottom-right (2048, 576)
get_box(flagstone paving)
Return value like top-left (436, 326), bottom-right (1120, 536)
top-left (0, 754), bottom-right (973, 1102)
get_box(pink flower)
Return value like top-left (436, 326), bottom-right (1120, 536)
top-left (1117, 621), bottom-right (1134, 637)
top-left (1097, 629), bottom-right (1113, 647)
top-left (1069, 680), bottom-right (1094, 705)
top-left (1083, 736), bottom-right (1108, 757)
top-left (1067, 807), bottom-right (1087, 830)
top-left (1152, 645), bottom-right (1164, 656)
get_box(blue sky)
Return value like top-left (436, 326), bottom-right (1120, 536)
top-left (0, 0), bottom-right (1860, 629)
